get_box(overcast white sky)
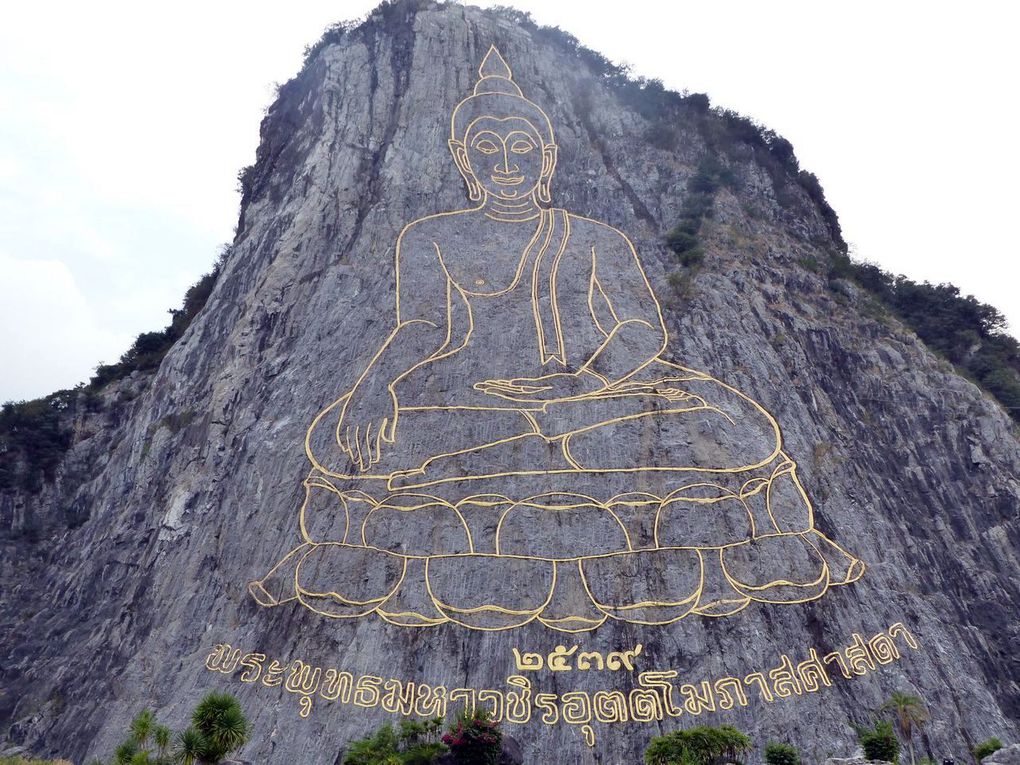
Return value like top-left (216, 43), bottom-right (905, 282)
top-left (1, 1), bottom-right (1017, 402)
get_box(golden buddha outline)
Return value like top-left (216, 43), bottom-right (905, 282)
top-left (249, 46), bottom-right (864, 633)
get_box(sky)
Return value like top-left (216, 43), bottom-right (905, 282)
top-left (1, 0), bottom-right (1017, 402)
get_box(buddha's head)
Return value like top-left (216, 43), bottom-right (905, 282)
top-left (449, 46), bottom-right (558, 204)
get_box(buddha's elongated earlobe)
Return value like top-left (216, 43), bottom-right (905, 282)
top-left (449, 139), bottom-right (483, 202)
top-left (537, 143), bottom-right (558, 204)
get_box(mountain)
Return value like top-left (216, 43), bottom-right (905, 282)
top-left (2, 2), bottom-right (1018, 763)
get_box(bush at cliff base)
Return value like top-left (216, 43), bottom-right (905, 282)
top-left (765, 742), bottom-right (801, 765)
top-left (441, 711), bottom-right (503, 765)
top-left (974, 739), bottom-right (1004, 761)
top-left (343, 717), bottom-right (446, 765)
top-left (856, 720), bottom-right (901, 763)
top-left (645, 725), bottom-right (752, 765)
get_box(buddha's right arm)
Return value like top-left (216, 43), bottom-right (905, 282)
top-left (338, 321), bottom-right (447, 469)
top-left (339, 223), bottom-right (452, 468)
top-left (353, 319), bottom-right (449, 394)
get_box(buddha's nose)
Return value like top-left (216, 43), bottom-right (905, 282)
top-left (497, 148), bottom-right (518, 173)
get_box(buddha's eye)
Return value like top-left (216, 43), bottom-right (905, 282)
top-left (474, 139), bottom-right (499, 155)
top-left (510, 140), bottom-right (535, 154)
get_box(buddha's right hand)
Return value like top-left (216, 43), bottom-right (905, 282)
top-left (337, 385), bottom-right (398, 472)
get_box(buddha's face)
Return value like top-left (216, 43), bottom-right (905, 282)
top-left (451, 116), bottom-right (556, 203)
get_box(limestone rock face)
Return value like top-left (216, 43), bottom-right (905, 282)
top-left (984, 745), bottom-right (1020, 765)
top-left (2, 2), bottom-right (1019, 764)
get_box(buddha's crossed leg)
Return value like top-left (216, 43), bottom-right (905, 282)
top-left (306, 395), bottom-right (541, 480)
top-left (385, 377), bottom-right (782, 487)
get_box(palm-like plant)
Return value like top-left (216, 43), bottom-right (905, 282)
top-left (130, 709), bottom-right (155, 749)
top-left (115, 739), bottom-right (141, 765)
top-left (154, 723), bottom-right (172, 760)
top-left (191, 692), bottom-right (250, 763)
top-left (174, 727), bottom-right (205, 765)
top-left (880, 691), bottom-right (930, 765)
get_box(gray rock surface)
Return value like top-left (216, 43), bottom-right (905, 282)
top-left (984, 744), bottom-right (1020, 765)
top-left (1, 2), bottom-right (1018, 764)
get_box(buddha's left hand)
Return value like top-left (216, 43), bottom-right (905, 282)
top-left (474, 371), bottom-right (606, 402)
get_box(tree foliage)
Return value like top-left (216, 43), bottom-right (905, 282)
top-left (880, 692), bottom-right (929, 765)
top-left (0, 257), bottom-right (221, 494)
top-left (828, 254), bottom-right (1020, 421)
top-left (190, 692), bottom-right (250, 762)
top-left (645, 724), bottom-right (752, 765)
top-left (764, 742), bottom-right (801, 765)
top-left (665, 157), bottom-right (739, 276)
top-left (442, 710), bottom-right (502, 765)
top-left (856, 720), bottom-right (901, 763)
top-left (89, 693), bottom-right (249, 765)
top-left (343, 717), bottom-right (446, 765)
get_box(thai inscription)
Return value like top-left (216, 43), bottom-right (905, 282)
top-left (205, 622), bottom-right (919, 736)
top-left (512, 644), bottom-right (643, 672)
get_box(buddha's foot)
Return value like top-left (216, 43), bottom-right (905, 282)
top-left (377, 557), bottom-right (448, 627)
top-left (295, 543), bottom-right (406, 618)
top-left (427, 554), bottom-right (555, 629)
top-left (247, 543), bottom-right (311, 608)
top-left (539, 560), bottom-right (607, 632)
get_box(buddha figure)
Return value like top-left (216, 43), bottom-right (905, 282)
top-left (249, 47), bottom-right (863, 632)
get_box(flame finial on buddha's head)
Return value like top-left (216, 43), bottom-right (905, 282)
top-left (474, 45), bottom-right (520, 96)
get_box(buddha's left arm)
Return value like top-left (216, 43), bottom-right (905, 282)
top-left (581, 226), bottom-right (668, 385)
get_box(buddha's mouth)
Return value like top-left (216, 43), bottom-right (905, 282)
top-left (491, 174), bottom-right (525, 186)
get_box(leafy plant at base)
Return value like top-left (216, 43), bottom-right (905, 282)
top-left (190, 692), bottom-right (250, 763)
top-left (343, 717), bottom-right (446, 765)
top-left (90, 693), bottom-right (249, 765)
top-left (153, 725), bottom-right (171, 761)
top-left (856, 719), bottom-right (901, 763)
top-left (174, 727), bottom-right (205, 765)
top-left (645, 725), bottom-right (752, 765)
top-left (442, 710), bottom-right (503, 765)
top-left (113, 739), bottom-right (140, 765)
top-left (129, 710), bottom-right (154, 751)
top-left (880, 692), bottom-right (929, 765)
top-left (765, 742), bottom-right (801, 765)
top-left (973, 738), bottom-right (1003, 761)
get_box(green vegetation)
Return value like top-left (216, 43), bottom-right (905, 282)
top-left (343, 711), bottom-right (503, 765)
top-left (644, 724), bottom-right (752, 765)
top-left (89, 263), bottom-right (221, 389)
top-left (0, 759), bottom-right (73, 765)
top-left (856, 719), bottom-right (901, 764)
top-left (828, 254), bottom-right (1020, 421)
top-left (89, 692), bottom-right (249, 765)
top-left (764, 742), bottom-right (801, 765)
top-left (974, 738), bottom-right (1004, 761)
top-left (880, 692), bottom-right (929, 765)
top-left (343, 717), bottom-right (446, 765)
top-left (441, 710), bottom-right (503, 765)
top-left (663, 158), bottom-right (739, 302)
top-left (665, 158), bottom-right (738, 269)
top-left (0, 258), bottom-right (221, 494)
top-left (0, 392), bottom-right (73, 494)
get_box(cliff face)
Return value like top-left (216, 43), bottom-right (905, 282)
top-left (2, 3), bottom-right (1019, 763)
